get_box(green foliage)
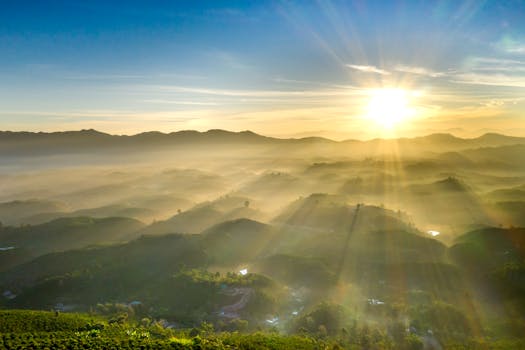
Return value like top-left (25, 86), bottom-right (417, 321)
top-left (291, 302), bottom-right (348, 335)
top-left (0, 310), bottom-right (105, 333)
top-left (257, 254), bottom-right (336, 287)
top-left (154, 269), bottom-right (278, 323)
top-left (202, 218), bottom-right (274, 265)
top-left (2, 307), bottom-right (525, 349)
top-left (0, 311), bottom-right (331, 350)
top-left (409, 301), bottom-right (472, 339)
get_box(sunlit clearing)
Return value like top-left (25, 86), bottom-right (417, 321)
top-left (365, 88), bottom-right (414, 128)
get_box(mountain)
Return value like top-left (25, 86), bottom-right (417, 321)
top-left (2, 129), bottom-right (524, 157)
top-left (475, 133), bottom-right (525, 145)
top-left (0, 129), bottom-right (273, 157)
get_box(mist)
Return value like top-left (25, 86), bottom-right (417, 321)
top-left (1, 130), bottom-right (525, 348)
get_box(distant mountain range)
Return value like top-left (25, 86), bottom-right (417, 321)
top-left (1, 129), bottom-right (524, 157)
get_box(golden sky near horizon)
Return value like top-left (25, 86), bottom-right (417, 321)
top-left (1, 1), bottom-right (524, 140)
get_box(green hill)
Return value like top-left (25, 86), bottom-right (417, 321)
top-left (0, 199), bottom-right (68, 225)
top-left (274, 194), bottom-right (412, 233)
top-left (21, 204), bottom-right (157, 225)
top-left (0, 216), bottom-right (145, 271)
top-left (255, 254), bottom-right (335, 288)
top-left (485, 184), bottom-right (525, 202)
top-left (144, 205), bottom-right (226, 235)
top-left (1, 234), bottom-right (209, 310)
top-left (144, 196), bottom-right (264, 235)
top-left (273, 193), bottom-right (354, 231)
top-left (405, 176), bottom-right (489, 228)
top-left (202, 218), bottom-right (275, 265)
top-left (488, 201), bottom-right (525, 227)
top-left (450, 227), bottom-right (525, 271)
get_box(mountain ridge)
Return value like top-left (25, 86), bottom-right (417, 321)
top-left (1, 129), bottom-right (524, 157)
top-left (1, 128), bottom-right (523, 143)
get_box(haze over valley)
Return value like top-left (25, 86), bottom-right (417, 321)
top-left (1, 129), bottom-right (525, 349)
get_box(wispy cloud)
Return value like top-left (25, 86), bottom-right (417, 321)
top-left (464, 57), bottom-right (525, 71)
top-left (394, 65), bottom-right (446, 77)
top-left (208, 50), bottom-right (253, 70)
top-left (452, 56), bottom-right (525, 87)
top-left (452, 73), bottom-right (525, 88)
top-left (468, 57), bottom-right (524, 65)
top-left (142, 99), bottom-right (220, 106)
top-left (496, 37), bottom-right (525, 54)
top-left (0, 110), bottom-right (213, 121)
top-left (129, 84), bottom-right (364, 99)
top-left (272, 77), bottom-right (356, 89)
top-left (346, 64), bottom-right (390, 75)
top-left (64, 72), bottom-right (206, 81)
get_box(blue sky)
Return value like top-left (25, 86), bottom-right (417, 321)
top-left (1, 0), bottom-right (524, 139)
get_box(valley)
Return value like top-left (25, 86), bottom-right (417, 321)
top-left (1, 130), bottom-right (524, 348)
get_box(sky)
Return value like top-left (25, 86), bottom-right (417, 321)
top-left (1, 0), bottom-right (524, 140)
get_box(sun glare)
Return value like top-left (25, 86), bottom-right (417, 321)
top-left (365, 88), bottom-right (413, 129)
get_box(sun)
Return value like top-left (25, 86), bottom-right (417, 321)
top-left (365, 88), bottom-right (413, 128)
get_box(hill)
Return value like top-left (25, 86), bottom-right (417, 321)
top-left (449, 227), bottom-right (525, 313)
top-left (450, 227), bottom-right (525, 271)
top-left (404, 176), bottom-right (489, 229)
top-left (485, 185), bottom-right (525, 202)
top-left (0, 234), bottom-right (208, 304)
top-left (0, 216), bottom-right (145, 271)
top-left (21, 204), bottom-right (157, 225)
top-left (143, 196), bottom-right (264, 235)
top-left (0, 233), bottom-right (282, 324)
top-left (0, 199), bottom-right (68, 225)
top-left (273, 194), bottom-right (412, 233)
top-left (202, 218), bottom-right (275, 265)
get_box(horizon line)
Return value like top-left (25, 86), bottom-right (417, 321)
top-left (0, 128), bottom-right (522, 143)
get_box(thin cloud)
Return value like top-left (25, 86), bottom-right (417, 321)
top-left (507, 45), bottom-right (525, 54)
top-left (346, 64), bottom-right (390, 75)
top-left (142, 99), bottom-right (220, 106)
top-left (64, 73), bottom-right (205, 80)
top-left (0, 110), bottom-right (214, 121)
top-left (451, 56), bottom-right (525, 87)
top-left (130, 84), bottom-right (365, 98)
top-left (464, 57), bottom-right (525, 73)
top-left (394, 65), bottom-right (445, 77)
top-left (469, 57), bottom-right (525, 65)
top-left (496, 37), bottom-right (525, 54)
top-left (452, 73), bottom-right (525, 88)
